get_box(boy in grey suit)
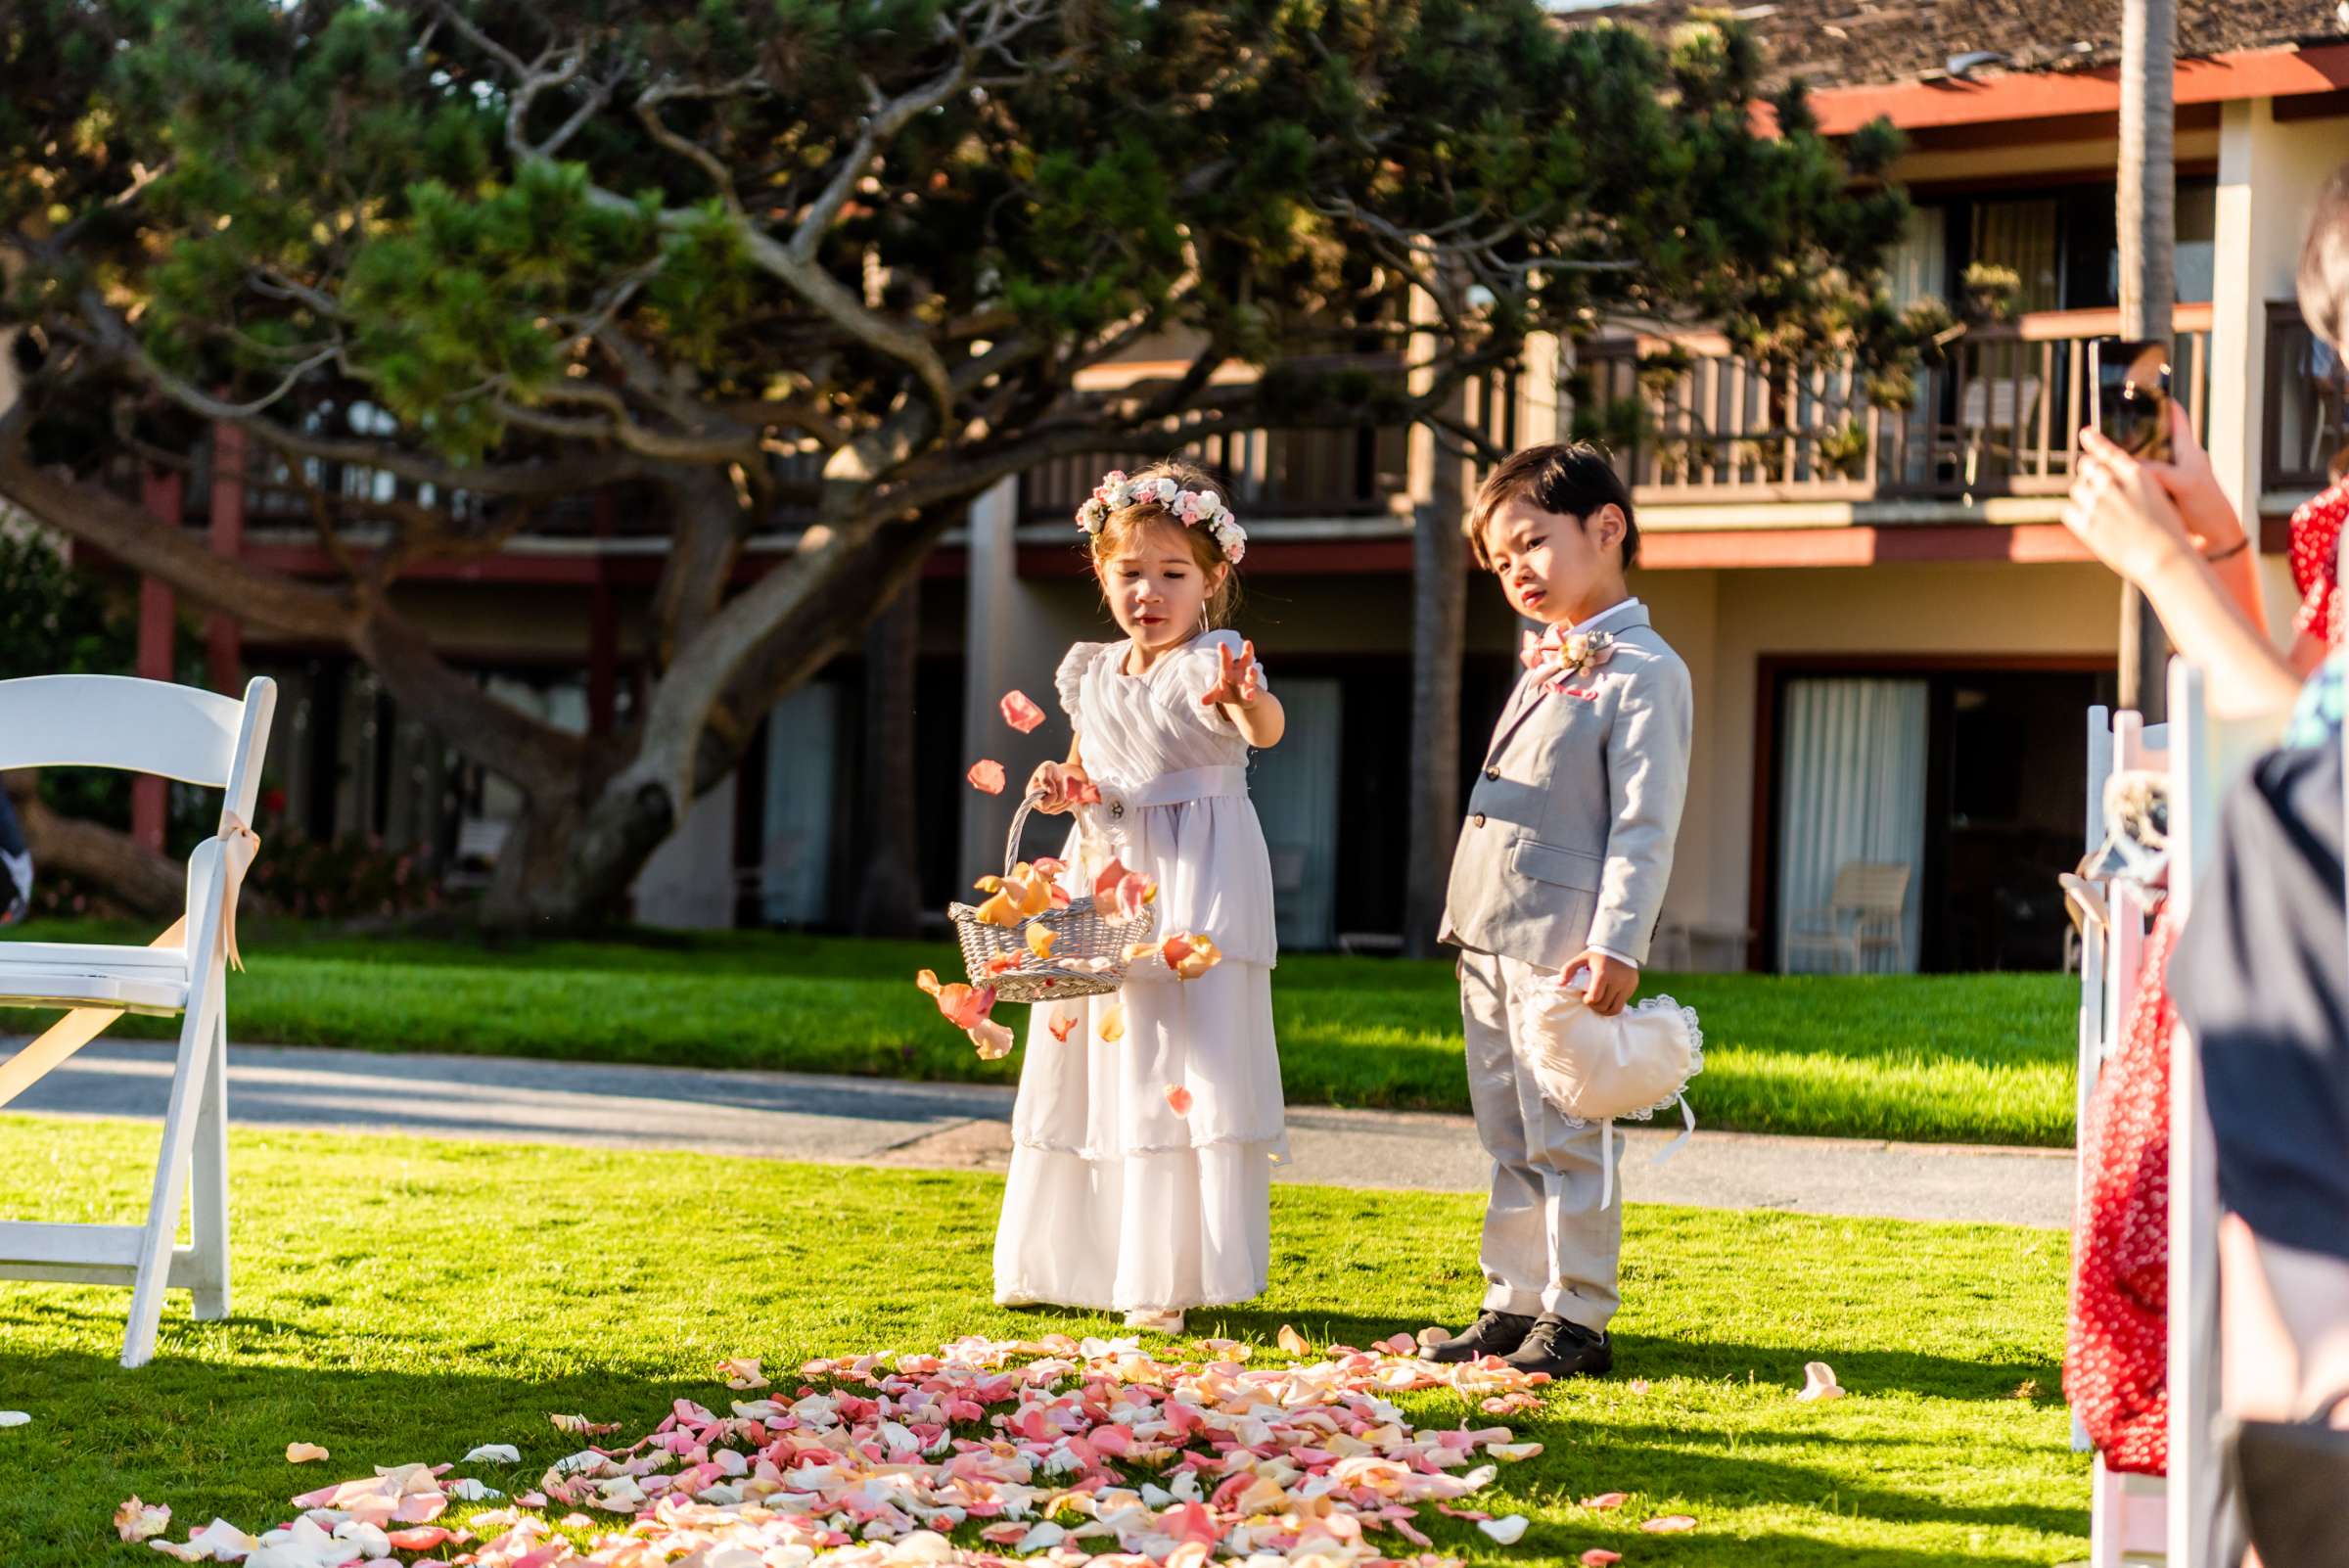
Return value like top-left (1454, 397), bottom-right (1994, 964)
top-left (1425, 442), bottom-right (1693, 1378)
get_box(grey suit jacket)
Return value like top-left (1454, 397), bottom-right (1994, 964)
top-left (1440, 607), bottom-right (1693, 969)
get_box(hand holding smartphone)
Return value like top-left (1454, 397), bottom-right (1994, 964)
top-left (2093, 339), bottom-right (2174, 462)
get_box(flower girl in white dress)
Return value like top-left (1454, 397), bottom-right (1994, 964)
top-left (993, 460), bottom-right (1287, 1334)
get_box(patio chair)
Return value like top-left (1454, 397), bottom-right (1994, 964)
top-left (1782, 860), bottom-right (1911, 973)
top-left (0, 674), bottom-right (275, 1367)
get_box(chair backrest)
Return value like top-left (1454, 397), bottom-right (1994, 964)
top-left (2164, 660), bottom-right (2287, 1567)
top-left (1959, 376), bottom-right (2043, 431)
top-left (1830, 859), bottom-right (1911, 914)
top-left (0, 675), bottom-right (277, 824)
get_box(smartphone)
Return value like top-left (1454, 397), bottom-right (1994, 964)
top-left (2093, 339), bottom-right (2173, 461)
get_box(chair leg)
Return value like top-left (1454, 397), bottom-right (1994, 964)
top-left (189, 1005), bottom-right (230, 1321)
top-left (121, 984), bottom-right (217, 1368)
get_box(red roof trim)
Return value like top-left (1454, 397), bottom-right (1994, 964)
top-left (1802, 42), bottom-right (2349, 136)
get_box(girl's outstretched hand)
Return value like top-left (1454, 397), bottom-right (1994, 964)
top-left (1199, 639), bottom-right (1264, 710)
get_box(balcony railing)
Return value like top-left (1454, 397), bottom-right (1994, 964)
top-left (1015, 360), bottom-right (1520, 526)
top-left (1580, 305), bottom-right (2216, 506)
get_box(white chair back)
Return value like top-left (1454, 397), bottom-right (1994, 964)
top-left (0, 675), bottom-right (275, 826)
top-left (2165, 661), bottom-right (2287, 1568)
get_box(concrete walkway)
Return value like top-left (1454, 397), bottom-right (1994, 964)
top-left (4, 1040), bottom-right (2074, 1228)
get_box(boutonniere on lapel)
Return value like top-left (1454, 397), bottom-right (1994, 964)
top-left (1520, 625), bottom-right (1616, 694)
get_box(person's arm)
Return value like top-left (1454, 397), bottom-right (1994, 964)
top-left (1568, 656), bottom-right (1694, 1015)
top-left (2064, 420), bottom-right (2302, 720)
top-left (1198, 638), bottom-right (1285, 748)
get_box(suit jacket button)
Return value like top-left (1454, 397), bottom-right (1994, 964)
top-left (1484, 766), bottom-right (1500, 780)
top-left (1472, 812), bottom-right (1487, 828)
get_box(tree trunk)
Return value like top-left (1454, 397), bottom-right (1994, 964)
top-left (852, 575), bottom-right (925, 938)
top-left (2118, 0), bottom-right (2177, 719)
top-left (1404, 418), bottom-right (1468, 959)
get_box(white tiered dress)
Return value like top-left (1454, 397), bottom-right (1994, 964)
top-left (991, 629), bottom-right (1286, 1314)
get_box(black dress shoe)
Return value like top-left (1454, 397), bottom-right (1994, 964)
top-left (1422, 1310), bottom-right (1536, 1364)
top-left (1501, 1314), bottom-right (1613, 1377)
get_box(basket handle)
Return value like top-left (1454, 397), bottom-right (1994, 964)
top-left (1003, 789), bottom-right (1050, 877)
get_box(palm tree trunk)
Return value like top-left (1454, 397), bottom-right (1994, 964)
top-left (2118, 0), bottom-right (2177, 719)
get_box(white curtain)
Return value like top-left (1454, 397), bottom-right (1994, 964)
top-left (1775, 677), bottom-right (1928, 973)
top-left (760, 682), bottom-right (839, 925)
top-left (1247, 676), bottom-right (1342, 950)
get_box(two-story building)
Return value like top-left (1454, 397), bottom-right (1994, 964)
top-left (140, 0), bottom-right (2349, 971)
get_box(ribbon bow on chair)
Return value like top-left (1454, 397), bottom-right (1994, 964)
top-left (214, 811), bottom-right (261, 973)
top-left (1519, 626), bottom-right (1616, 691)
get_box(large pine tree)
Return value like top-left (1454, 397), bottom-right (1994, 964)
top-left (1, 0), bottom-right (1917, 925)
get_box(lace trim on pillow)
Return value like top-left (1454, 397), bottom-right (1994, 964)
top-left (1554, 994), bottom-right (1704, 1130)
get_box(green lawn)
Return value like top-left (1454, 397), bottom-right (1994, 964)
top-left (0, 1115), bottom-right (2084, 1566)
top-left (1, 924), bottom-right (2078, 1145)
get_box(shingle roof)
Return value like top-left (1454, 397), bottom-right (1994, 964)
top-left (1555, 0), bottom-right (2349, 92)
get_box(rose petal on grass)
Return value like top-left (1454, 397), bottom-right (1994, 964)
top-left (285, 1442), bottom-right (329, 1464)
top-left (717, 1358), bottom-right (766, 1390)
top-left (1642, 1514), bottom-right (1698, 1533)
top-left (999, 690), bottom-right (1046, 734)
top-left (966, 759), bottom-right (1006, 795)
top-left (115, 1498), bottom-right (170, 1543)
top-left (1415, 1326), bottom-right (1451, 1349)
top-left (386, 1526), bottom-right (453, 1551)
top-left (1628, 1378), bottom-right (1650, 1395)
top-left (548, 1414), bottom-right (621, 1437)
top-left (1277, 1324), bottom-right (1311, 1357)
top-left (0, 1411), bottom-right (26, 1427)
top-left (1582, 1492), bottom-right (1629, 1510)
top-left (1581, 1551), bottom-right (1623, 1566)
top-left (1477, 1515), bottom-right (1530, 1545)
top-left (460, 1444), bottom-right (520, 1464)
top-left (1166, 1084), bottom-right (1193, 1116)
top-left (1798, 1360), bottom-right (1844, 1402)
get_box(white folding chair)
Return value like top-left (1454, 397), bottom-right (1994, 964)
top-left (0, 673), bottom-right (275, 1367)
top-left (2080, 706), bottom-right (2170, 1568)
top-left (2164, 662), bottom-right (2288, 1566)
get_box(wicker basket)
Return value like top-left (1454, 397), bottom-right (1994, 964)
top-left (948, 792), bottom-right (1154, 1003)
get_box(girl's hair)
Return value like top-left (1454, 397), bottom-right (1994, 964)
top-left (2300, 161), bottom-right (2349, 354)
top-left (1085, 457), bottom-right (1242, 626)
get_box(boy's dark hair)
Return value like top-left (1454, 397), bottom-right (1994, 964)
top-left (2300, 161), bottom-right (2349, 357)
top-left (1465, 442), bottom-right (1638, 571)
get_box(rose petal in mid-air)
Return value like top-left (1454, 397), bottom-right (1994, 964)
top-left (930, 982), bottom-right (997, 1032)
top-left (1166, 1084), bottom-right (1193, 1116)
top-left (999, 690), bottom-right (1046, 734)
top-left (969, 1019), bottom-right (1015, 1060)
top-left (1097, 1005), bottom-right (1126, 1043)
top-left (1164, 932), bottom-right (1221, 980)
top-left (1047, 1010), bottom-right (1080, 1043)
top-left (966, 759), bottom-right (1006, 795)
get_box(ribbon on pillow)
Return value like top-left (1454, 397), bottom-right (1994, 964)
top-left (0, 813), bottom-right (261, 1111)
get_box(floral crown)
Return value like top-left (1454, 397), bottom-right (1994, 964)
top-left (1076, 470), bottom-right (1248, 565)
